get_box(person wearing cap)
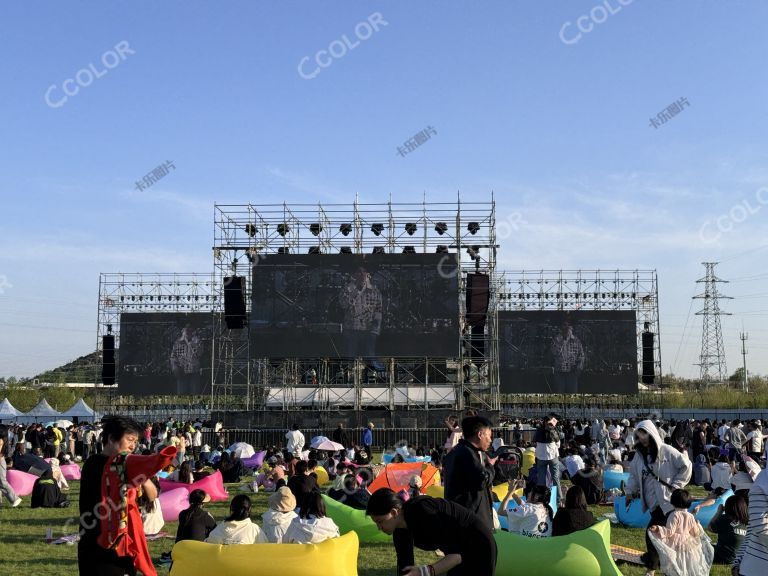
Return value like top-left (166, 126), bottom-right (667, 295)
top-left (175, 489), bottom-right (216, 543)
top-left (261, 486), bottom-right (298, 543)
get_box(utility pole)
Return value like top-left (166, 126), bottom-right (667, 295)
top-left (693, 262), bottom-right (732, 385)
top-left (740, 331), bottom-right (749, 392)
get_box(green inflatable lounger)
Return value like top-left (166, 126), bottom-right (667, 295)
top-left (323, 494), bottom-right (391, 543)
top-left (494, 519), bottom-right (622, 576)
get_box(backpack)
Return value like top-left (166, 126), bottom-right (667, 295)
top-left (693, 454), bottom-right (711, 486)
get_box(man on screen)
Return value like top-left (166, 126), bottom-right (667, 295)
top-left (550, 317), bottom-right (584, 394)
top-left (170, 323), bottom-right (203, 395)
top-left (341, 267), bottom-right (384, 371)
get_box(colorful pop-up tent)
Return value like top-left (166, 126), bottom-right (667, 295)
top-left (367, 462), bottom-right (440, 495)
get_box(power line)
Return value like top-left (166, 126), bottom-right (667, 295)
top-left (694, 262), bottom-right (731, 384)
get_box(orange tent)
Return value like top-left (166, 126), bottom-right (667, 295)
top-left (367, 462), bottom-right (440, 495)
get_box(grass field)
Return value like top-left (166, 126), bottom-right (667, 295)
top-left (0, 477), bottom-right (734, 576)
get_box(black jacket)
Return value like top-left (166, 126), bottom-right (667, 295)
top-left (442, 439), bottom-right (494, 530)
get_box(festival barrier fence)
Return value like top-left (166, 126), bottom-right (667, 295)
top-left (494, 519), bottom-right (622, 576)
top-left (159, 470), bottom-right (229, 501)
top-left (169, 531), bottom-right (360, 576)
top-left (382, 454), bottom-right (432, 464)
top-left (322, 495), bottom-right (391, 543)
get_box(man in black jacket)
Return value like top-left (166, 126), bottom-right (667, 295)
top-left (442, 415), bottom-right (496, 530)
top-left (331, 423), bottom-right (349, 449)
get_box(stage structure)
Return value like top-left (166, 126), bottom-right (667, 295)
top-left (211, 199), bottom-right (499, 418)
top-left (495, 269), bottom-right (661, 390)
top-left (95, 273), bottom-right (218, 415)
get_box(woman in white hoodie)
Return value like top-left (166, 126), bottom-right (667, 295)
top-left (625, 420), bottom-right (692, 576)
top-left (262, 487), bottom-right (298, 543)
top-left (206, 494), bottom-right (267, 545)
top-left (284, 491), bottom-right (340, 544)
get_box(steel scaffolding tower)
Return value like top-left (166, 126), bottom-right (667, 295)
top-left (694, 262), bottom-right (732, 384)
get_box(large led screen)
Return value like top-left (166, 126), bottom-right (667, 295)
top-left (498, 310), bottom-right (638, 394)
top-left (250, 254), bottom-right (460, 359)
top-left (118, 312), bottom-right (214, 395)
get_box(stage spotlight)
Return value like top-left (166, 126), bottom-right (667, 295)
top-left (308, 246), bottom-right (321, 254)
top-left (371, 223), bottom-right (384, 236)
top-left (244, 224), bottom-right (257, 237)
top-left (403, 246), bottom-right (416, 254)
top-left (277, 247), bottom-right (290, 254)
top-left (372, 246), bottom-right (385, 254)
top-left (310, 223), bottom-right (323, 236)
top-left (466, 246), bottom-right (478, 260)
top-left (467, 222), bottom-right (480, 235)
top-left (405, 223), bottom-right (417, 235)
top-left (339, 246), bottom-right (353, 254)
top-left (435, 222), bottom-right (448, 235)
top-left (436, 245), bottom-right (448, 254)
top-left (339, 223), bottom-right (352, 236)
top-left (277, 223), bottom-right (289, 236)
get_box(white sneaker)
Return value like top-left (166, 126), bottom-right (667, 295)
top-left (12, 497), bottom-right (22, 508)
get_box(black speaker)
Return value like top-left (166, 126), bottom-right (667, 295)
top-left (469, 323), bottom-right (485, 360)
top-left (224, 276), bottom-right (246, 329)
top-left (466, 273), bottom-right (490, 327)
top-left (101, 335), bottom-right (115, 385)
top-left (642, 331), bottom-right (655, 384)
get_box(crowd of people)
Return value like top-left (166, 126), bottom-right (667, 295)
top-left (2, 411), bottom-right (768, 576)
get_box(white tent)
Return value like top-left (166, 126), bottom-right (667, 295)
top-left (18, 398), bottom-right (61, 423)
top-left (61, 398), bottom-right (96, 421)
top-left (0, 398), bottom-right (22, 422)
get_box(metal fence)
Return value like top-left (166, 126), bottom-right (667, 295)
top-left (202, 426), bottom-right (538, 450)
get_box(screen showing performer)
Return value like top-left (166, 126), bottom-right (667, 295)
top-left (498, 310), bottom-right (637, 394)
top-left (250, 253), bottom-right (460, 358)
top-left (118, 312), bottom-right (218, 395)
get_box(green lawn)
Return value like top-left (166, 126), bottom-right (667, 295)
top-left (0, 479), bottom-right (733, 576)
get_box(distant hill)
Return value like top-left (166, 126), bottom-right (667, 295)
top-left (33, 350), bottom-right (102, 384)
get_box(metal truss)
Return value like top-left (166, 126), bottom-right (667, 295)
top-left (212, 198), bottom-right (498, 413)
top-left (95, 273), bottom-right (217, 414)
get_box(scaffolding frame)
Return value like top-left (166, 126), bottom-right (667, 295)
top-left (496, 269), bottom-right (662, 387)
top-left (212, 198), bottom-right (498, 413)
top-left (95, 273), bottom-right (218, 415)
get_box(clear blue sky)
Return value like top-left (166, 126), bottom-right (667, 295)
top-left (1, 0), bottom-right (768, 379)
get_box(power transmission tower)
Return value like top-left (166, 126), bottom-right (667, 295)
top-left (740, 331), bottom-right (749, 392)
top-left (693, 262), bottom-right (732, 385)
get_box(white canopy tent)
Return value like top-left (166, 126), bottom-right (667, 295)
top-left (18, 398), bottom-right (61, 423)
top-left (61, 398), bottom-right (96, 421)
top-left (0, 398), bottom-right (22, 422)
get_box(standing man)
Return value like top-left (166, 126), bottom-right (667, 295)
top-left (332, 422), bottom-right (349, 449)
top-left (285, 424), bottom-right (305, 458)
top-left (535, 413), bottom-right (563, 505)
top-left (442, 415), bottom-right (496, 530)
top-left (362, 422), bottom-right (374, 458)
top-left (550, 317), bottom-right (584, 394)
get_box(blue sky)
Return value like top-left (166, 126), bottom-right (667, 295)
top-left (1, 0), bottom-right (767, 380)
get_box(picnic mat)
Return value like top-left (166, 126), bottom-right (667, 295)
top-left (610, 544), bottom-right (644, 565)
